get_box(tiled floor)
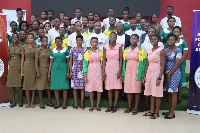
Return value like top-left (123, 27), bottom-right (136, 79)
top-left (0, 105), bottom-right (200, 133)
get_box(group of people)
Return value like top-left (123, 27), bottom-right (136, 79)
top-left (6, 6), bottom-right (188, 120)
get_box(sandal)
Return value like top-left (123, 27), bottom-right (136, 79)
top-left (80, 106), bottom-right (85, 110)
top-left (47, 103), bottom-right (54, 107)
top-left (39, 106), bottom-right (45, 109)
top-left (143, 111), bottom-right (153, 116)
top-left (111, 106), bottom-right (118, 113)
top-left (164, 115), bottom-right (175, 119)
top-left (150, 113), bottom-right (159, 119)
top-left (89, 107), bottom-right (94, 112)
top-left (96, 106), bottom-right (101, 111)
top-left (30, 104), bottom-right (35, 108)
top-left (73, 102), bottom-right (78, 109)
top-left (25, 104), bottom-right (30, 108)
top-left (10, 103), bottom-right (16, 108)
top-left (162, 112), bottom-right (169, 116)
top-left (19, 103), bottom-right (23, 107)
top-left (105, 107), bottom-right (113, 112)
top-left (124, 108), bottom-right (132, 113)
top-left (132, 108), bottom-right (139, 115)
top-left (54, 105), bottom-right (61, 109)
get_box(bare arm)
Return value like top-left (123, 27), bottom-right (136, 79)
top-left (48, 59), bottom-right (53, 81)
top-left (35, 57), bottom-right (40, 78)
top-left (156, 50), bottom-right (166, 86)
top-left (21, 54), bottom-right (24, 79)
top-left (118, 46), bottom-right (123, 79)
top-left (69, 56), bottom-right (73, 79)
top-left (180, 50), bottom-right (188, 64)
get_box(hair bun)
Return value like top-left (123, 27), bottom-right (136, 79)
top-left (16, 8), bottom-right (22, 12)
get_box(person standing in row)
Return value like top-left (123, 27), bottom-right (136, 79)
top-left (143, 34), bottom-right (165, 119)
top-left (94, 13), bottom-right (105, 32)
top-left (163, 33), bottom-right (182, 119)
top-left (103, 32), bottom-right (122, 113)
top-left (30, 20), bottom-right (40, 40)
top-left (6, 33), bottom-right (23, 107)
top-left (103, 8), bottom-right (119, 30)
top-left (19, 21), bottom-right (29, 33)
top-left (83, 20), bottom-right (95, 37)
top-left (135, 13), bottom-right (142, 30)
top-left (122, 34), bottom-right (146, 115)
top-left (103, 17), bottom-right (117, 38)
top-left (7, 21), bottom-right (18, 45)
top-left (35, 36), bottom-right (53, 109)
top-left (69, 34), bottom-right (87, 109)
top-left (151, 14), bottom-right (162, 34)
top-left (48, 37), bottom-right (70, 109)
top-left (71, 8), bottom-right (83, 24)
top-left (83, 37), bottom-right (103, 112)
top-left (81, 17), bottom-right (88, 33)
top-left (172, 26), bottom-right (188, 103)
top-left (21, 33), bottom-right (38, 108)
top-left (120, 7), bottom-right (130, 33)
top-left (18, 30), bottom-right (27, 45)
top-left (16, 8), bottom-right (23, 32)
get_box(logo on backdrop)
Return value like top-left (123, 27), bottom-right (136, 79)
top-left (195, 33), bottom-right (200, 51)
top-left (194, 66), bottom-right (200, 88)
top-left (0, 58), bottom-right (4, 78)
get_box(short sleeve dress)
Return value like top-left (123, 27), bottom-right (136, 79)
top-left (175, 39), bottom-right (188, 84)
top-left (50, 47), bottom-right (70, 90)
top-left (104, 44), bottom-right (122, 90)
top-left (144, 47), bottom-right (164, 97)
top-left (124, 47), bottom-right (142, 93)
top-left (21, 44), bottom-right (38, 90)
top-left (164, 47), bottom-right (182, 93)
top-left (6, 45), bottom-right (22, 87)
top-left (35, 47), bottom-right (51, 90)
top-left (70, 47), bottom-right (87, 89)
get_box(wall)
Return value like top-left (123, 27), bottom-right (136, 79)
top-left (1, 0), bottom-right (200, 59)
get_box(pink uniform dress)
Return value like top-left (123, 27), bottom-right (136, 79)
top-left (85, 50), bottom-right (103, 92)
top-left (104, 44), bottom-right (122, 90)
top-left (144, 47), bottom-right (164, 97)
top-left (124, 47), bottom-right (141, 93)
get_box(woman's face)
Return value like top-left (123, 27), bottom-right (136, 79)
top-left (150, 36), bottom-right (159, 46)
top-left (11, 22), bottom-right (17, 31)
top-left (109, 17), bottom-right (116, 26)
top-left (32, 21), bottom-right (39, 30)
top-left (17, 11), bottom-right (23, 19)
top-left (90, 39), bottom-right (98, 49)
top-left (12, 34), bottom-right (19, 44)
top-left (173, 28), bottom-right (181, 38)
top-left (109, 33), bottom-right (117, 43)
top-left (168, 18), bottom-right (175, 27)
top-left (130, 35), bottom-right (138, 46)
top-left (41, 38), bottom-right (48, 47)
top-left (76, 38), bottom-right (83, 46)
top-left (19, 31), bottom-right (26, 40)
top-left (45, 24), bottom-right (51, 32)
top-left (55, 39), bottom-right (62, 47)
top-left (21, 23), bottom-right (28, 31)
top-left (167, 36), bottom-right (176, 46)
top-left (27, 35), bottom-right (34, 44)
top-left (122, 11), bottom-right (129, 20)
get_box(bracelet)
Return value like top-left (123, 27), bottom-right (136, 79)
top-left (157, 77), bottom-right (162, 80)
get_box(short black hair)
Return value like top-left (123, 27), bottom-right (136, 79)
top-left (48, 10), bottom-right (54, 15)
top-left (41, 36), bottom-right (48, 41)
top-left (152, 34), bottom-right (161, 40)
top-left (131, 34), bottom-right (139, 39)
top-left (167, 33), bottom-right (177, 41)
top-left (59, 12), bottom-right (65, 15)
top-left (10, 21), bottom-right (17, 27)
top-left (172, 26), bottom-right (182, 33)
top-left (75, 8), bottom-right (82, 12)
top-left (94, 13), bottom-right (100, 17)
top-left (16, 8), bottom-right (22, 13)
top-left (109, 8), bottom-right (115, 11)
top-left (55, 37), bottom-right (62, 41)
top-left (76, 34), bottom-right (83, 40)
top-left (82, 16), bottom-right (88, 19)
top-left (75, 21), bottom-right (82, 25)
top-left (109, 32), bottom-right (117, 37)
top-left (55, 17), bottom-right (61, 21)
top-left (91, 37), bottom-right (98, 41)
top-left (31, 14), bottom-right (37, 18)
top-left (32, 20), bottom-right (40, 25)
top-left (38, 28), bottom-right (44, 31)
top-left (12, 33), bottom-right (19, 38)
top-left (109, 16), bottom-right (116, 21)
top-left (167, 17), bottom-right (176, 22)
top-left (130, 18), bottom-right (137, 21)
top-left (27, 33), bottom-right (34, 38)
top-left (41, 11), bottom-right (48, 15)
top-left (167, 6), bottom-right (174, 10)
top-left (94, 21), bottom-right (101, 25)
top-left (136, 12), bottom-right (142, 17)
top-left (19, 21), bottom-right (29, 30)
top-left (19, 30), bottom-right (26, 33)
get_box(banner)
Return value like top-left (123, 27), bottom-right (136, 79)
top-left (0, 14), bottom-right (9, 106)
top-left (187, 10), bottom-right (200, 114)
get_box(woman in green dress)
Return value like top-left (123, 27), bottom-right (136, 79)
top-left (21, 33), bottom-right (38, 108)
top-left (172, 26), bottom-right (188, 104)
top-left (48, 37), bottom-right (70, 109)
top-left (7, 21), bottom-right (18, 45)
top-left (160, 17), bottom-right (183, 48)
top-left (120, 7), bottom-right (130, 33)
top-left (6, 33), bottom-right (23, 107)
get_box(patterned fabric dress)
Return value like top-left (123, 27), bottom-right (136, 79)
top-left (70, 47), bottom-right (87, 89)
top-left (164, 47), bottom-right (182, 93)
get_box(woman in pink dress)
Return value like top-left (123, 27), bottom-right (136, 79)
top-left (122, 34), bottom-right (146, 115)
top-left (103, 32), bottom-right (122, 113)
top-left (83, 37), bottom-right (103, 112)
top-left (143, 34), bottom-right (166, 119)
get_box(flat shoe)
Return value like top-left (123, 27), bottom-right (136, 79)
top-left (62, 106), bottom-right (67, 109)
top-left (30, 105), bottom-right (35, 108)
top-left (39, 106), bottom-right (45, 109)
top-left (25, 104), bottom-right (30, 108)
top-left (54, 105), bottom-right (61, 109)
top-left (19, 104), bottom-right (23, 107)
top-left (47, 104), bottom-right (54, 107)
top-left (10, 104), bottom-right (16, 108)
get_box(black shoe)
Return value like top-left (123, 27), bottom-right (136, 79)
top-left (39, 106), bottom-right (45, 109)
top-left (19, 103), bottom-right (23, 107)
top-left (62, 106), bottom-right (67, 109)
top-left (164, 115), bottom-right (175, 119)
top-left (54, 105), bottom-right (61, 109)
top-left (10, 103), bottom-right (16, 108)
top-left (47, 103), bottom-right (54, 107)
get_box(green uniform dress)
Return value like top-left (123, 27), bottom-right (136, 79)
top-left (160, 29), bottom-right (184, 48)
top-left (6, 45), bottom-right (22, 87)
top-left (35, 47), bottom-right (51, 90)
top-left (136, 24), bottom-right (141, 30)
top-left (120, 20), bottom-right (130, 33)
top-left (50, 47), bottom-right (70, 90)
top-left (175, 39), bottom-right (188, 84)
top-left (21, 44), bottom-right (38, 90)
